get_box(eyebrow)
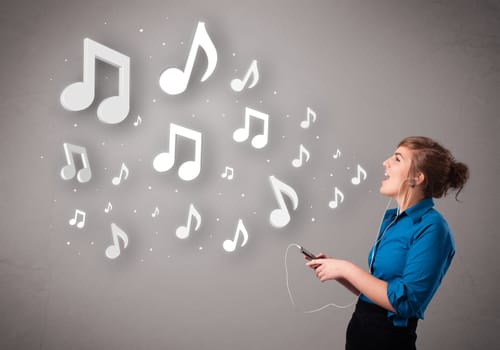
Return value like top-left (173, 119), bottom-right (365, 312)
top-left (394, 152), bottom-right (405, 158)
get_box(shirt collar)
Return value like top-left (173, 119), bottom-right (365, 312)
top-left (402, 197), bottom-right (435, 224)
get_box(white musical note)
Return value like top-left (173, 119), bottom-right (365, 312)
top-left (233, 107), bottom-right (269, 149)
top-left (176, 204), bottom-right (202, 239)
top-left (269, 175), bottom-right (299, 228)
top-left (112, 162), bottom-right (129, 185)
top-left (333, 149), bottom-right (341, 159)
top-left (300, 107), bottom-right (317, 129)
top-left (351, 164), bottom-right (367, 185)
top-left (292, 144), bottom-right (310, 167)
top-left (221, 166), bottom-right (234, 180)
top-left (60, 38), bottom-right (130, 124)
top-left (133, 115), bottom-right (142, 126)
top-left (60, 143), bottom-right (92, 183)
top-left (104, 202), bottom-right (112, 213)
top-left (329, 187), bottom-right (344, 209)
top-left (223, 219), bottom-right (249, 252)
top-left (159, 22), bottom-right (218, 95)
top-left (231, 59), bottom-right (259, 92)
top-left (151, 206), bottom-right (160, 218)
top-left (105, 223), bottom-right (129, 259)
top-left (153, 123), bottom-right (202, 181)
top-left (69, 209), bottom-right (86, 229)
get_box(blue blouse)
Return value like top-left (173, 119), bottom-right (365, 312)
top-left (360, 197), bottom-right (455, 327)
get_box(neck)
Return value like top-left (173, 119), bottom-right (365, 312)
top-left (396, 190), bottom-right (425, 213)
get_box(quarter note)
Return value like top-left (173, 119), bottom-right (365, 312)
top-left (133, 115), bottom-right (142, 126)
top-left (69, 209), bottom-right (86, 229)
top-left (351, 164), bottom-right (367, 185)
top-left (153, 123), bottom-right (203, 181)
top-left (292, 144), bottom-right (310, 167)
top-left (223, 219), bottom-right (249, 252)
top-left (159, 22), bottom-right (218, 95)
top-left (60, 143), bottom-right (92, 183)
top-left (329, 187), bottom-right (344, 209)
top-left (269, 175), bottom-right (299, 228)
top-left (112, 162), bottom-right (129, 185)
top-left (60, 38), bottom-right (130, 124)
top-left (221, 166), bottom-right (234, 180)
top-left (233, 107), bottom-right (269, 149)
top-left (105, 223), bottom-right (129, 260)
top-left (231, 59), bottom-right (259, 92)
top-left (300, 107), bottom-right (317, 129)
top-left (176, 204), bottom-right (201, 239)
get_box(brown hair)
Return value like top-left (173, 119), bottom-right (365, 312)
top-left (398, 136), bottom-right (469, 200)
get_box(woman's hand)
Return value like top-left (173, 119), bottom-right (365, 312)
top-left (306, 257), bottom-right (347, 282)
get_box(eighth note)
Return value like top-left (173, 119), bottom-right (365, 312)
top-left (223, 219), bottom-right (249, 253)
top-left (104, 202), bottom-right (113, 213)
top-left (233, 107), bottom-right (269, 149)
top-left (351, 164), bottom-right (367, 185)
top-left (60, 143), bottom-right (92, 183)
top-left (151, 206), bottom-right (160, 218)
top-left (60, 38), bottom-right (130, 124)
top-left (300, 107), bottom-right (317, 129)
top-left (333, 149), bottom-right (341, 159)
top-left (231, 59), bottom-right (259, 92)
top-left (105, 223), bottom-right (129, 259)
top-left (133, 115), bottom-right (142, 126)
top-left (153, 123), bottom-right (202, 181)
top-left (112, 162), bottom-right (129, 185)
top-left (221, 166), bottom-right (234, 180)
top-left (269, 175), bottom-right (299, 228)
top-left (69, 209), bottom-right (86, 229)
top-left (159, 21), bottom-right (218, 95)
top-left (176, 204), bottom-right (201, 239)
top-left (329, 187), bottom-right (344, 209)
top-left (292, 144), bottom-right (310, 168)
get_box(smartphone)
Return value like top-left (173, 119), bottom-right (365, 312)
top-left (300, 245), bottom-right (317, 260)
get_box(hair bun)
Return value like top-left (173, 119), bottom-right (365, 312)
top-left (449, 161), bottom-right (469, 193)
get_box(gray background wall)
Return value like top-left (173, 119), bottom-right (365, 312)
top-left (1, 0), bottom-right (499, 349)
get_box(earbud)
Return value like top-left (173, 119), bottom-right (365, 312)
top-left (408, 178), bottom-right (417, 187)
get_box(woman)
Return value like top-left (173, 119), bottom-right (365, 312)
top-left (307, 136), bottom-right (469, 349)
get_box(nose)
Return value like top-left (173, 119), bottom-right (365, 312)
top-left (382, 157), bottom-right (390, 167)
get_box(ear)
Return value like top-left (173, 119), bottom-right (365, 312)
top-left (415, 172), bottom-right (425, 186)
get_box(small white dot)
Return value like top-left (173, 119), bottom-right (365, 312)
top-left (206, 99), bottom-right (210, 103)
top-left (192, 113), bottom-right (196, 118)
top-left (133, 209), bottom-right (137, 213)
top-left (149, 55), bottom-right (153, 60)
top-left (66, 241), bottom-right (71, 246)
top-left (216, 217), bottom-right (220, 222)
top-left (49, 77), bottom-right (53, 81)
top-left (77, 252), bottom-right (81, 256)
top-left (174, 189), bottom-right (179, 193)
top-left (155, 231), bottom-right (159, 236)
top-left (217, 192), bottom-right (222, 196)
top-left (40, 155), bottom-right (44, 159)
top-left (235, 100), bottom-right (239, 104)
top-left (162, 42), bottom-right (166, 46)
top-left (149, 248), bottom-right (153, 252)
top-left (232, 52), bottom-right (236, 56)
top-left (104, 21), bottom-right (107, 25)
top-left (74, 123), bottom-right (78, 127)
top-left (286, 114), bottom-right (291, 118)
top-left (152, 99), bottom-right (157, 103)
top-left (222, 113), bottom-right (226, 117)
top-left (139, 28), bottom-right (144, 32)
top-left (73, 188), bottom-right (77, 192)
top-left (330, 173), bottom-right (334, 177)
top-left (316, 136), bottom-right (320, 140)
top-left (148, 185), bottom-right (152, 190)
top-left (266, 159), bottom-right (271, 163)
top-left (101, 141), bottom-right (105, 146)
top-left (199, 246), bottom-right (203, 251)
top-left (90, 241), bottom-right (95, 245)
top-left (282, 135), bottom-right (286, 139)
top-left (273, 91), bottom-right (278, 95)
top-left (180, 41), bottom-right (184, 45)
top-left (64, 58), bottom-right (68, 62)
top-left (241, 193), bottom-right (245, 198)
top-left (259, 100), bottom-right (263, 104)
top-left (311, 218), bottom-right (316, 222)
top-left (140, 258), bottom-right (144, 263)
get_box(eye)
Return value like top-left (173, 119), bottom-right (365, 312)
top-left (394, 155), bottom-right (401, 162)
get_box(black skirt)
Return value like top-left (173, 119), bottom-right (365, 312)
top-left (345, 299), bottom-right (418, 350)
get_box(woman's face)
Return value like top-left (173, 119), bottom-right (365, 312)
top-left (380, 146), bottom-right (414, 199)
